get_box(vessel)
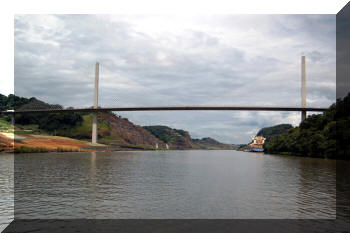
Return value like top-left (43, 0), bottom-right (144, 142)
top-left (248, 136), bottom-right (266, 152)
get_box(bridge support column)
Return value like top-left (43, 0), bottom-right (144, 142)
top-left (10, 114), bottom-right (15, 126)
top-left (301, 110), bottom-right (306, 122)
top-left (301, 56), bottom-right (307, 122)
top-left (92, 113), bottom-right (97, 144)
top-left (92, 62), bottom-right (99, 144)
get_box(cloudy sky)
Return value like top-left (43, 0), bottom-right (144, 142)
top-left (13, 14), bottom-right (335, 143)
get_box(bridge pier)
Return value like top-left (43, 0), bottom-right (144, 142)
top-left (10, 114), bottom-right (14, 126)
top-left (301, 110), bottom-right (306, 122)
top-left (92, 62), bottom-right (99, 144)
top-left (301, 56), bottom-right (307, 122)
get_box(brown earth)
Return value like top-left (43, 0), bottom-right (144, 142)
top-left (168, 131), bottom-right (194, 149)
top-left (0, 133), bottom-right (96, 152)
top-left (0, 134), bottom-right (13, 151)
top-left (99, 113), bottom-right (165, 148)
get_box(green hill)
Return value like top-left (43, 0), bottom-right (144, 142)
top-left (143, 125), bottom-right (234, 150)
top-left (143, 125), bottom-right (193, 149)
top-left (256, 124), bottom-right (293, 140)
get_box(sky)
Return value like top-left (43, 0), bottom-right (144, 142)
top-left (12, 14), bottom-right (336, 144)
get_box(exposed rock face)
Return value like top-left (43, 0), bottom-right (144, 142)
top-left (168, 130), bottom-right (193, 149)
top-left (99, 113), bottom-right (165, 148)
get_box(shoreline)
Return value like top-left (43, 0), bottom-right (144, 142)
top-left (0, 133), bottom-right (235, 154)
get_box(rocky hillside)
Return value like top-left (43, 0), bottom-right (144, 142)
top-left (143, 125), bottom-right (234, 150)
top-left (99, 113), bottom-right (165, 148)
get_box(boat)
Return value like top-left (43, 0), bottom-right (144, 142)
top-left (248, 136), bottom-right (266, 152)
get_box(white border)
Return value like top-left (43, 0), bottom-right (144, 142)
top-left (0, 0), bottom-right (348, 95)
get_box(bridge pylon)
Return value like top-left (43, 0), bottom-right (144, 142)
top-left (92, 62), bottom-right (99, 144)
top-left (301, 56), bottom-right (307, 122)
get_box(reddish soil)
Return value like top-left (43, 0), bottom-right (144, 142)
top-left (0, 133), bottom-right (95, 152)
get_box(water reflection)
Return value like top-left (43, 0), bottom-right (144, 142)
top-left (13, 151), bottom-right (336, 219)
top-left (0, 154), bottom-right (14, 232)
top-left (296, 158), bottom-right (336, 219)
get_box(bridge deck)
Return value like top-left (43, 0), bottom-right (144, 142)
top-left (2, 106), bottom-right (328, 114)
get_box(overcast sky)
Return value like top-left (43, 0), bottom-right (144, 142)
top-left (13, 14), bottom-right (335, 143)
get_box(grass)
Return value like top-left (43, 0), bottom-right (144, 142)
top-left (14, 146), bottom-right (49, 153)
top-left (0, 118), bottom-right (12, 131)
top-left (57, 114), bottom-right (110, 139)
top-left (14, 146), bottom-right (81, 153)
top-left (56, 147), bottom-right (80, 152)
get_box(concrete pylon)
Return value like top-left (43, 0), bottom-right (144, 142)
top-left (11, 114), bottom-right (15, 126)
top-left (301, 56), bottom-right (306, 122)
top-left (92, 62), bottom-right (99, 144)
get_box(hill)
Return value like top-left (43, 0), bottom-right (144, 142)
top-left (143, 125), bottom-right (234, 150)
top-left (192, 137), bottom-right (234, 150)
top-left (142, 126), bottom-right (192, 149)
top-left (256, 124), bottom-right (293, 140)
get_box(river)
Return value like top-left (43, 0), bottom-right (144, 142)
top-left (1, 150), bottom-right (336, 222)
top-left (0, 154), bottom-right (13, 232)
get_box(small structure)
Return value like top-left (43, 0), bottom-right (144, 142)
top-left (248, 136), bottom-right (266, 152)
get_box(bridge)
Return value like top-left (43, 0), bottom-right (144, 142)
top-left (2, 56), bottom-right (327, 144)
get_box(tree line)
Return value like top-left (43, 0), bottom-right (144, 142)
top-left (0, 94), bottom-right (83, 132)
top-left (264, 93), bottom-right (350, 160)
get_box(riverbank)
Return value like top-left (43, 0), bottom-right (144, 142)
top-left (0, 133), bottom-right (111, 153)
top-left (0, 132), bottom-right (179, 153)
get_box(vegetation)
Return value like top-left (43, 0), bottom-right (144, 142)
top-left (237, 144), bottom-right (248, 151)
top-left (143, 125), bottom-right (188, 144)
top-left (264, 93), bottom-right (350, 159)
top-left (14, 146), bottom-right (49, 153)
top-left (53, 114), bottom-right (110, 139)
top-left (257, 124), bottom-right (292, 140)
top-left (0, 118), bottom-right (12, 131)
top-left (13, 146), bottom-right (81, 153)
top-left (0, 94), bottom-right (85, 135)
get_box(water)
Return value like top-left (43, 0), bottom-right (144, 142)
top-left (0, 154), bottom-right (13, 232)
top-left (9, 150), bottom-right (337, 220)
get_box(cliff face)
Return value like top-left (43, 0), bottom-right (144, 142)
top-left (98, 113), bottom-right (165, 148)
top-left (168, 130), bottom-right (193, 149)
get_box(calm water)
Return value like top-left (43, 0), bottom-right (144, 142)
top-left (0, 154), bottom-right (13, 232)
top-left (9, 150), bottom-right (337, 220)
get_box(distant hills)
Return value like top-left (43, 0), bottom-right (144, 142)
top-left (143, 125), bottom-right (234, 150)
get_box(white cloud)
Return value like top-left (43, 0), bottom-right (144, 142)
top-left (13, 14), bottom-right (335, 143)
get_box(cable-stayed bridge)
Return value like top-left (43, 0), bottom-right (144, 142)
top-left (2, 56), bottom-right (328, 144)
